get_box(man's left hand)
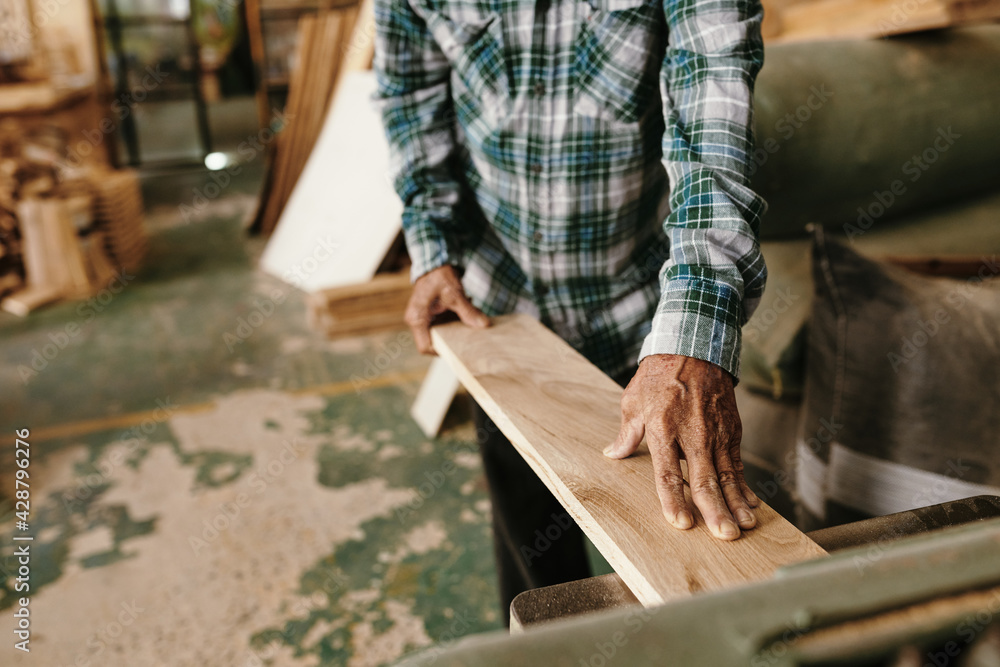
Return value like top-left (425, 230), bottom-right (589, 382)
top-left (605, 354), bottom-right (759, 540)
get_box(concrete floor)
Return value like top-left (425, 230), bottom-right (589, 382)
top-left (0, 163), bottom-right (508, 665)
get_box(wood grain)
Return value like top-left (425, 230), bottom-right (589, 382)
top-left (431, 314), bottom-right (827, 607)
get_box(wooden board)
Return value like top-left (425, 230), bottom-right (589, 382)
top-left (410, 357), bottom-right (462, 437)
top-left (17, 198), bottom-right (91, 298)
top-left (431, 314), bottom-right (827, 607)
top-left (259, 70), bottom-right (402, 292)
top-left (773, 0), bottom-right (1000, 42)
top-left (1, 285), bottom-right (61, 317)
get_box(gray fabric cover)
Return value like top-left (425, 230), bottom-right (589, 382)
top-left (741, 190), bottom-right (1000, 402)
top-left (796, 228), bottom-right (1000, 529)
top-left (754, 25), bottom-right (1000, 239)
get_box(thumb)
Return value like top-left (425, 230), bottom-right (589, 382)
top-left (445, 289), bottom-right (490, 329)
top-left (604, 418), bottom-right (644, 459)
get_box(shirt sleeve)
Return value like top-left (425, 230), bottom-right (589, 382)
top-left (374, 0), bottom-right (465, 282)
top-left (638, 0), bottom-right (768, 380)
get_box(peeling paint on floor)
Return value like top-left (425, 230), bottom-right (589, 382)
top-left (0, 176), bottom-right (503, 666)
top-left (1, 382), bottom-right (501, 666)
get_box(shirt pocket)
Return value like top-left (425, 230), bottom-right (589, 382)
top-left (575, 0), bottom-right (664, 124)
top-left (422, 10), bottom-right (511, 126)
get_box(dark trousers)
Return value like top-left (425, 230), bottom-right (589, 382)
top-left (471, 366), bottom-right (636, 626)
top-left (472, 402), bottom-right (590, 626)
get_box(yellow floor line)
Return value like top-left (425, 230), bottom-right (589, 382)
top-left (16, 368), bottom-right (430, 445)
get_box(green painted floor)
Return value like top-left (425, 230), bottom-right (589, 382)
top-left (0, 163), bottom-right (509, 665)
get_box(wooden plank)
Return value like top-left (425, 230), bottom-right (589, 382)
top-left (1, 285), bottom-right (62, 317)
top-left (258, 13), bottom-right (317, 235)
top-left (341, 0), bottom-right (375, 72)
top-left (17, 199), bottom-right (55, 290)
top-left (307, 269), bottom-right (411, 305)
top-left (254, 3), bottom-right (363, 237)
top-left (0, 81), bottom-right (92, 114)
top-left (259, 71), bottom-right (402, 292)
top-left (243, 0), bottom-right (272, 130)
top-left (305, 269), bottom-right (411, 336)
top-left (431, 314), bottom-right (827, 607)
top-left (311, 312), bottom-right (407, 337)
top-left (52, 205), bottom-right (92, 298)
top-left (410, 357), bottom-right (462, 437)
top-left (773, 0), bottom-right (1000, 42)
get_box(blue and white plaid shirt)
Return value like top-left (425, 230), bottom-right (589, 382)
top-left (374, 0), bottom-right (767, 379)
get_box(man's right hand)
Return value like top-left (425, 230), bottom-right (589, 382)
top-left (405, 265), bottom-right (491, 354)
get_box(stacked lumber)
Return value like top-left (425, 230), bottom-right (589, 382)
top-left (765, 0), bottom-right (1000, 42)
top-left (0, 131), bottom-right (146, 315)
top-left (252, 1), bottom-right (363, 237)
top-left (306, 269), bottom-right (411, 337)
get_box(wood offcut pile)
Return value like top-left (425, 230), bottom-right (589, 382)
top-left (0, 128), bottom-right (147, 316)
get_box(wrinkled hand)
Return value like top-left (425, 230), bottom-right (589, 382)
top-left (405, 264), bottom-right (490, 354)
top-left (605, 354), bottom-right (759, 540)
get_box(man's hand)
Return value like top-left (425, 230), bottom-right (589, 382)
top-left (605, 354), bottom-right (759, 540)
top-left (405, 265), bottom-right (490, 354)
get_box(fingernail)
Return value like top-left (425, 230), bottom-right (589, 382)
top-left (744, 488), bottom-right (760, 507)
top-left (674, 511), bottom-right (693, 529)
top-left (717, 520), bottom-right (739, 539)
top-left (603, 445), bottom-right (615, 457)
top-left (736, 509), bottom-right (755, 529)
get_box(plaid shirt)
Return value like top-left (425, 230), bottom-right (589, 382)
top-left (374, 0), bottom-right (767, 379)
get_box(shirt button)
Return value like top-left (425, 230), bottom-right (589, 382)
top-left (533, 81), bottom-right (545, 96)
top-left (532, 231), bottom-right (544, 243)
top-left (530, 163), bottom-right (542, 174)
top-left (535, 283), bottom-right (549, 297)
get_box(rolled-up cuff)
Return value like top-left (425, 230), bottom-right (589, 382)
top-left (638, 278), bottom-right (744, 381)
top-left (402, 216), bottom-right (462, 282)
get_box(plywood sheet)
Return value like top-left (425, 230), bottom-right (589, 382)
top-left (260, 71), bottom-right (401, 293)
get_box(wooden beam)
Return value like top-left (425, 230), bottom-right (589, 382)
top-left (431, 314), bottom-right (827, 607)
